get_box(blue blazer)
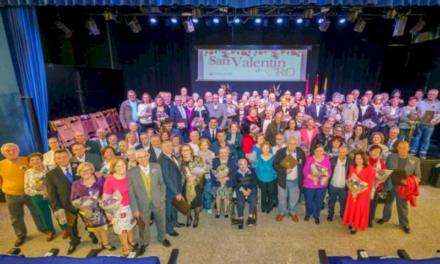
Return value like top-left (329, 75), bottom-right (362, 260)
top-left (158, 153), bottom-right (183, 198)
top-left (201, 128), bottom-right (218, 143)
top-left (211, 157), bottom-right (238, 188)
top-left (169, 105), bottom-right (188, 125)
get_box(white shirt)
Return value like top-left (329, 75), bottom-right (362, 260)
top-left (153, 147), bottom-right (162, 159)
top-left (43, 150), bottom-right (56, 170)
top-left (139, 164), bottom-right (150, 176)
top-left (76, 155), bottom-right (86, 163)
top-left (360, 105), bottom-right (368, 116)
top-left (262, 119), bottom-right (272, 134)
top-left (189, 143), bottom-right (200, 156)
top-left (331, 158), bottom-right (347, 188)
top-left (286, 150), bottom-right (298, 181)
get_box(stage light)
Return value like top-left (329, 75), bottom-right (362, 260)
top-left (183, 20), bottom-right (195, 33)
top-left (128, 17), bottom-right (142, 33)
top-left (409, 18), bottom-right (426, 35)
top-left (171, 17), bottom-right (178, 24)
top-left (213, 17), bottom-right (220, 24)
top-left (385, 8), bottom-right (397, 19)
top-left (296, 18), bottom-right (304, 24)
top-left (348, 8), bottom-right (362, 23)
top-left (276, 18), bottom-right (283, 24)
top-left (233, 18), bottom-right (241, 24)
top-left (393, 15), bottom-right (407, 37)
top-left (304, 8), bottom-right (314, 19)
top-left (319, 18), bottom-right (331, 32)
top-left (317, 18), bottom-right (325, 24)
top-left (192, 18), bottom-right (199, 24)
top-left (149, 17), bottom-right (158, 24)
top-left (255, 18), bottom-right (262, 24)
top-left (86, 17), bottom-right (100, 36)
top-left (353, 18), bottom-right (366, 33)
top-left (54, 20), bottom-right (73, 39)
top-left (338, 18), bottom-right (347, 24)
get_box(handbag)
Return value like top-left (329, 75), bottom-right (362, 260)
top-left (280, 154), bottom-right (297, 170)
top-left (172, 198), bottom-right (191, 216)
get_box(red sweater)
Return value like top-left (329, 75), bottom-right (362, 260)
top-left (397, 175), bottom-right (420, 207)
top-left (242, 134), bottom-right (255, 154)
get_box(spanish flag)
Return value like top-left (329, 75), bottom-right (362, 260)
top-left (313, 74), bottom-right (320, 95)
top-left (323, 76), bottom-right (328, 95)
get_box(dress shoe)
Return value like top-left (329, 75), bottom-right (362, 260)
top-left (186, 216), bottom-right (193, 227)
top-left (14, 237), bottom-right (25, 247)
top-left (238, 220), bottom-right (244, 230)
top-left (224, 214), bottom-right (229, 218)
top-left (350, 230), bottom-right (357, 235)
top-left (304, 215), bottom-right (310, 221)
top-left (46, 232), bottom-right (55, 242)
top-left (67, 243), bottom-right (79, 255)
top-left (215, 214), bottom-right (220, 219)
top-left (315, 218), bottom-right (320, 225)
top-left (231, 218), bottom-right (242, 225)
top-left (275, 214), bottom-right (284, 222)
top-left (62, 229), bottom-right (69, 240)
top-left (167, 231), bottom-right (179, 237)
top-left (368, 222), bottom-right (373, 228)
top-left (137, 245), bottom-right (148, 256)
top-left (376, 219), bottom-right (387, 225)
top-left (291, 215), bottom-right (299, 222)
top-left (161, 239), bottom-right (171, 248)
top-left (266, 209), bottom-right (272, 214)
top-left (402, 226), bottom-right (411, 234)
top-left (175, 223), bottom-right (185, 228)
top-left (327, 216), bottom-right (333, 222)
top-left (192, 218), bottom-right (199, 228)
top-left (102, 244), bottom-right (116, 251)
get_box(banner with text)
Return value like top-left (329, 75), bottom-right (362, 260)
top-left (197, 49), bottom-right (307, 81)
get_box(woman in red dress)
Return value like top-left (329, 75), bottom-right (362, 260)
top-left (342, 151), bottom-right (376, 234)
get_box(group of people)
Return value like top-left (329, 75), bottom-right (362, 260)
top-left (0, 86), bottom-right (439, 256)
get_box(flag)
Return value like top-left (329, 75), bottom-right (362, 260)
top-left (313, 74), bottom-right (320, 95)
top-left (304, 76), bottom-right (310, 95)
top-left (323, 76), bottom-right (328, 95)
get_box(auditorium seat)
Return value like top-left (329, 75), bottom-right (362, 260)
top-left (80, 115), bottom-right (97, 139)
top-left (67, 116), bottom-right (85, 134)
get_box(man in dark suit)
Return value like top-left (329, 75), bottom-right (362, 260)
top-left (70, 143), bottom-right (102, 171)
top-left (201, 117), bottom-right (219, 143)
top-left (71, 131), bottom-right (101, 156)
top-left (147, 134), bottom-right (162, 163)
top-left (357, 96), bottom-right (378, 124)
top-left (128, 149), bottom-right (171, 255)
top-left (311, 122), bottom-right (333, 152)
top-left (169, 95), bottom-right (189, 141)
top-left (306, 94), bottom-right (326, 125)
top-left (46, 149), bottom-right (81, 254)
top-left (94, 128), bottom-right (108, 150)
top-left (135, 132), bottom-right (150, 151)
top-left (158, 140), bottom-right (184, 237)
top-left (327, 146), bottom-right (353, 222)
top-left (385, 127), bottom-right (401, 154)
top-left (265, 111), bottom-right (287, 146)
top-left (273, 137), bottom-right (306, 222)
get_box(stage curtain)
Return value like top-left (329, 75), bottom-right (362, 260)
top-left (4, 0), bottom-right (440, 6)
top-left (2, 7), bottom-right (49, 151)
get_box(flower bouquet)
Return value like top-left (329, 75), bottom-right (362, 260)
top-left (72, 191), bottom-right (106, 226)
top-left (215, 164), bottom-right (230, 187)
top-left (310, 163), bottom-right (329, 186)
top-left (347, 174), bottom-right (369, 200)
top-left (191, 117), bottom-right (206, 132)
top-left (99, 190), bottom-right (123, 217)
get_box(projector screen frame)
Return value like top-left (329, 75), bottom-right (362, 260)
top-left (194, 45), bottom-right (312, 82)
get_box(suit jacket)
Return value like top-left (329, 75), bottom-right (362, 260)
top-left (311, 132), bottom-right (333, 152)
top-left (273, 147), bottom-right (306, 189)
top-left (69, 140), bottom-right (101, 156)
top-left (169, 105), bottom-right (188, 125)
top-left (151, 105), bottom-right (170, 123)
top-left (265, 121), bottom-right (287, 146)
top-left (46, 166), bottom-right (79, 214)
top-left (386, 153), bottom-right (421, 178)
top-left (128, 163), bottom-right (165, 216)
top-left (119, 99), bottom-right (141, 129)
top-left (148, 147), bottom-right (161, 163)
top-left (329, 156), bottom-right (353, 185)
top-left (190, 106), bottom-right (210, 125)
top-left (275, 106), bottom-right (294, 118)
top-left (385, 137), bottom-right (401, 154)
top-left (357, 104), bottom-right (377, 123)
top-left (201, 128), bottom-right (218, 142)
top-left (71, 153), bottom-right (102, 171)
top-left (306, 104), bottom-right (326, 124)
top-left (206, 103), bottom-right (228, 129)
top-left (158, 153), bottom-right (183, 198)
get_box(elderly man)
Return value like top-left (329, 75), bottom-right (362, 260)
top-left (273, 137), bottom-right (306, 222)
top-left (386, 127), bottom-right (401, 154)
top-left (265, 111), bottom-right (287, 146)
top-left (0, 143), bottom-right (48, 246)
top-left (119, 90), bottom-right (141, 131)
top-left (206, 94), bottom-right (228, 129)
top-left (232, 159), bottom-right (257, 229)
top-left (129, 149), bottom-right (171, 255)
top-left (44, 137), bottom-right (65, 170)
top-left (170, 95), bottom-right (189, 142)
top-left (158, 140), bottom-right (184, 237)
top-left (341, 94), bottom-right (359, 125)
top-left (306, 94), bottom-right (326, 125)
top-left (70, 143), bottom-right (102, 171)
top-left (94, 128), bottom-right (108, 149)
top-left (311, 122), bottom-right (333, 152)
top-left (378, 141), bottom-right (421, 234)
top-left (71, 131), bottom-right (100, 155)
top-left (410, 88), bottom-right (440, 159)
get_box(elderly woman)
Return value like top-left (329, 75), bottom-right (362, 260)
top-left (329, 136), bottom-right (344, 158)
top-left (152, 95), bottom-right (170, 128)
top-left (226, 122), bottom-right (244, 159)
top-left (232, 159), bottom-right (258, 229)
top-left (24, 152), bottom-right (56, 241)
top-left (137, 92), bottom-right (155, 132)
top-left (303, 144), bottom-right (332, 224)
top-left (199, 138), bottom-right (216, 214)
top-left (212, 147), bottom-right (238, 218)
top-left (103, 158), bottom-right (137, 256)
top-left (398, 96), bottom-right (418, 141)
top-left (300, 118), bottom-right (319, 154)
top-left (180, 144), bottom-right (208, 228)
top-left (342, 151), bottom-right (376, 234)
top-left (71, 162), bottom-right (114, 250)
top-left (368, 132), bottom-right (389, 159)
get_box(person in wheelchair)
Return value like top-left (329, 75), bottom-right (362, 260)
top-left (232, 159), bottom-right (258, 229)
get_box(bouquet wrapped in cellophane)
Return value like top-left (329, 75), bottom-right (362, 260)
top-left (347, 174), bottom-right (369, 200)
top-left (72, 191), bottom-right (100, 219)
top-left (310, 163), bottom-right (330, 186)
top-left (191, 117), bottom-right (206, 132)
top-left (215, 164), bottom-right (230, 187)
top-left (99, 190), bottom-right (123, 216)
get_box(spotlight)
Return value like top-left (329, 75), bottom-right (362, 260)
top-left (255, 18), bottom-right (262, 24)
top-left (393, 15), bottom-right (408, 37)
top-left (171, 17), bottom-right (178, 24)
top-left (191, 18), bottom-right (199, 24)
top-left (353, 18), bottom-right (367, 33)
top-left (338, 18), bottom-right (347, 24)
top-left (128, 17), bottom-right (142, 33)
top-left (319, 18), bottom-right (331, 32)
top-left (276, 18), bottom-right (283, 24)
top-left (149, 17), bottom-right (158, 24)
top-left (409, 18), bottom-right (426, 35)
top-left (213, 17), bottom-right (220, 24)
top-left (317, 18), bottom-right (325, 24)
top-left (86, 17), bottom-right (100, 36)
top-left (348, 8), bottom-right (362, 23)
top-left (304, 8), bottom-right (314, 19)
top-left (54, 20), bottom-right (73, 39)
top-left (183, 20), bottom-right (195, 33)
top-left (385, 8), bottom-right (397, 20)
top-left (233, 18), bottom-right (241, 24)
top-left (296, 18), bottom-right (304, 24)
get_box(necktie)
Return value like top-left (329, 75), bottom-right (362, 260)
top-left (141, 168), bottom-right (152, 200)
top-left (65, 168), bottom-right (74, 183)
top-left (211, 129), bottom-right (215, 140)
